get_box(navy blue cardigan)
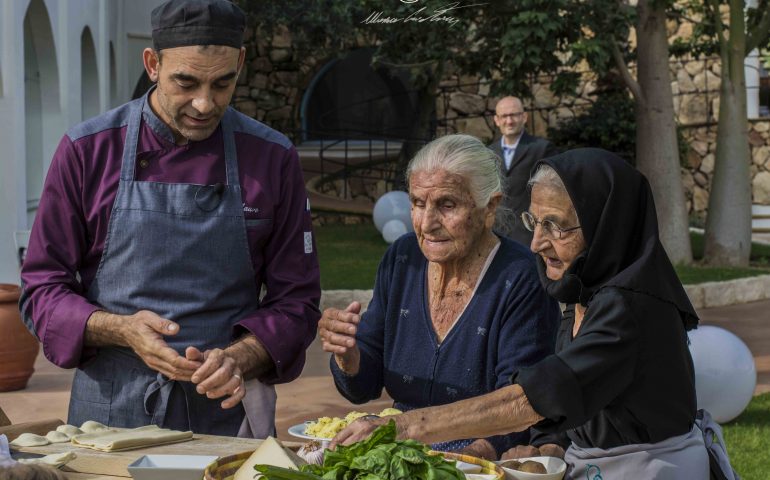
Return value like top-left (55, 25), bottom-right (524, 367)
top-left (331, 233), bottom-right (560, 456)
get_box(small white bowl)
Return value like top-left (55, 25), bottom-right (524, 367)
top-left (127, 454), bottom-right (219, 480)
top-left (497, 456), bottom-right (566, 480)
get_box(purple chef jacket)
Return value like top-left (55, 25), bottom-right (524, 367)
top-left (20, 95), bottom-right (321, 384)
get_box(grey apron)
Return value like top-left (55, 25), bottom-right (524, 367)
top-left (68, 99), bottom-right (274, 436)
top-left (564, 426), bottom-right (709, 480)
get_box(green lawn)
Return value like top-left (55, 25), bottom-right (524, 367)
top-left (690, 231), bottom-right (770, 264)
top-left (315, 224), bottom-right (389, 290)
top-left (723, 393), bottom-right (770, 480)
top-left (315, 225), bottom-right (770, 289)
top-left (674, 265), bottom-right (770, 284)
top-left (675, 231), bottom-right (770, 284)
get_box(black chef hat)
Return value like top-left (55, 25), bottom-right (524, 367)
top-left (151, 0), bottom-right (246, 51)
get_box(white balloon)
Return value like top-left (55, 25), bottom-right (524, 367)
top-left (382, 219), bottom-right (408, 244)
top-left (688, 325), bottom-right (756, 423)
top-left (373, 191), bottom-right (412, 233)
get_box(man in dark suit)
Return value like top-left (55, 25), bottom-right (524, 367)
top-left (489, 96), bottom-right (559, 245)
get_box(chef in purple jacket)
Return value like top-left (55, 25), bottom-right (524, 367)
top-left (19, 0), bottom-right (321, 437)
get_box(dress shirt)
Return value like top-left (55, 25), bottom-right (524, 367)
top-left (501, 135), bottom-right (522, 170)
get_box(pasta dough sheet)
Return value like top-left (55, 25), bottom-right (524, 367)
top-left (70, 424), bottom-right (193, 452)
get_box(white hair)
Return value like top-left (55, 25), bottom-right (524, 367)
top-left (528, 164), bottom-right (568, 194)
top-left (405, 134), bottom-right (503, 207)
top-left (528, 164), bottom-right (578, 224)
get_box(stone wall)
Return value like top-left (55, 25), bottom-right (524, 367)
top-left (682, 122), bottom-right (770, 222)
top-left (231, 25), bottom-right (770, 217)
top-left (232, 25), bottom-right (316, 140)
top-left (433, 71), bottom-right (597, 143)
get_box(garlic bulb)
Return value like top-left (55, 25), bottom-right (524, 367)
top-left (297, 440), bottom-right (325, 465)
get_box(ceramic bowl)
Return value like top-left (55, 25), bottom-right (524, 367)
top-left (128, 454), bottom-right (218, 480)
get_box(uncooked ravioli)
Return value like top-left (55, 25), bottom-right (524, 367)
top-left (80, 420), bottom-right (110, 433)
top-left (45, 431), bottom-right (70, 443)
top-left (9, 433), bottom-right (50, 447)
top-left (18, 451), bottom-right (77, 467)
top-left (56, 424), bottom-right (84, 437)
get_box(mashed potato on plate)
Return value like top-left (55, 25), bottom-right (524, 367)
top-left (304, 408), bottom-right (402, 438)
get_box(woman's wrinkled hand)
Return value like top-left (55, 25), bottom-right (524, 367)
top-left (329, 415), bottom-right (387, 449)
top-left (319, 302), bottom-right (362, 374)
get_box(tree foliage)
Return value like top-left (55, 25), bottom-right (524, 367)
top-left (240, 1), bottom-right (592, 98)
top-left (548, 79), bottom-right (637, 163)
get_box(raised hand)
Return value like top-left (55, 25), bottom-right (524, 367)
top-left (318, 301), bottom-right (362, 374)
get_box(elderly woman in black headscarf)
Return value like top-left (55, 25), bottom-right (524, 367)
top-left (332, 149), bottom-right (710, 479)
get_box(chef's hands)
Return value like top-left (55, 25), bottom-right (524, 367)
top-left (188, 334), bottom-right (274, 409)
top-left (126, 311), bottom-right (203, 381)
top-left (86, 310), bottom-right (201, 380)
top-left (187, 347), bottom-right (245, 409)
top-left (86, 310), bottom-right (274, 409)
top-left (501, 443), bottom-right (565, 460)
top-left (319, 302), bottom-right (361, 375)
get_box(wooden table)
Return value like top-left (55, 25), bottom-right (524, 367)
top-left (14, 434), bottom-right (301, 479)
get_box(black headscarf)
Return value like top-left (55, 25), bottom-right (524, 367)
top-left (532, 148), bottom-right (698, 330)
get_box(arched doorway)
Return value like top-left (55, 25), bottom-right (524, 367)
top-left (81, 27), bottom-right (99, 120)
top-left (24, 0), bottom-right (61, 227)
top-left (301, 49), bottom-right (419, 141)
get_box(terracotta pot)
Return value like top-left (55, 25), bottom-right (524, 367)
top-left (0, 284), bottom-right (39, 391)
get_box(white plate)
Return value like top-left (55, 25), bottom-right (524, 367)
top-left (287, 422), bottom-right (333, 441)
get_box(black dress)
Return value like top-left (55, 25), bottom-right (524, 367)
top-left (515, 287), bottom-right (696, 449)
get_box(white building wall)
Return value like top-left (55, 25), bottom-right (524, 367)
top-left (1, 0), bottom-right (34, 285)
top-left (0, 0), bottom-right (163, 284)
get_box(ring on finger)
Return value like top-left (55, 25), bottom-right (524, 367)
top-left (232, 373), bottom-right (243, 394)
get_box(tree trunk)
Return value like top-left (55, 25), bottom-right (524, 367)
top-left (703, 0), bottom-right (752, 266)
top-left (634, 0), bottom-right (693, 264)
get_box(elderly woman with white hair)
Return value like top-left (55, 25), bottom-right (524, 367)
top-left (318, 134), bottom-right (562, 460)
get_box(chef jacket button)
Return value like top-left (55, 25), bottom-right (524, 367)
top-left (139, 159), bottom-right (149, 168)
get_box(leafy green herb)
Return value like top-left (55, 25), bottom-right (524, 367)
top-left (255, 421), bottom-right (464, 480)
